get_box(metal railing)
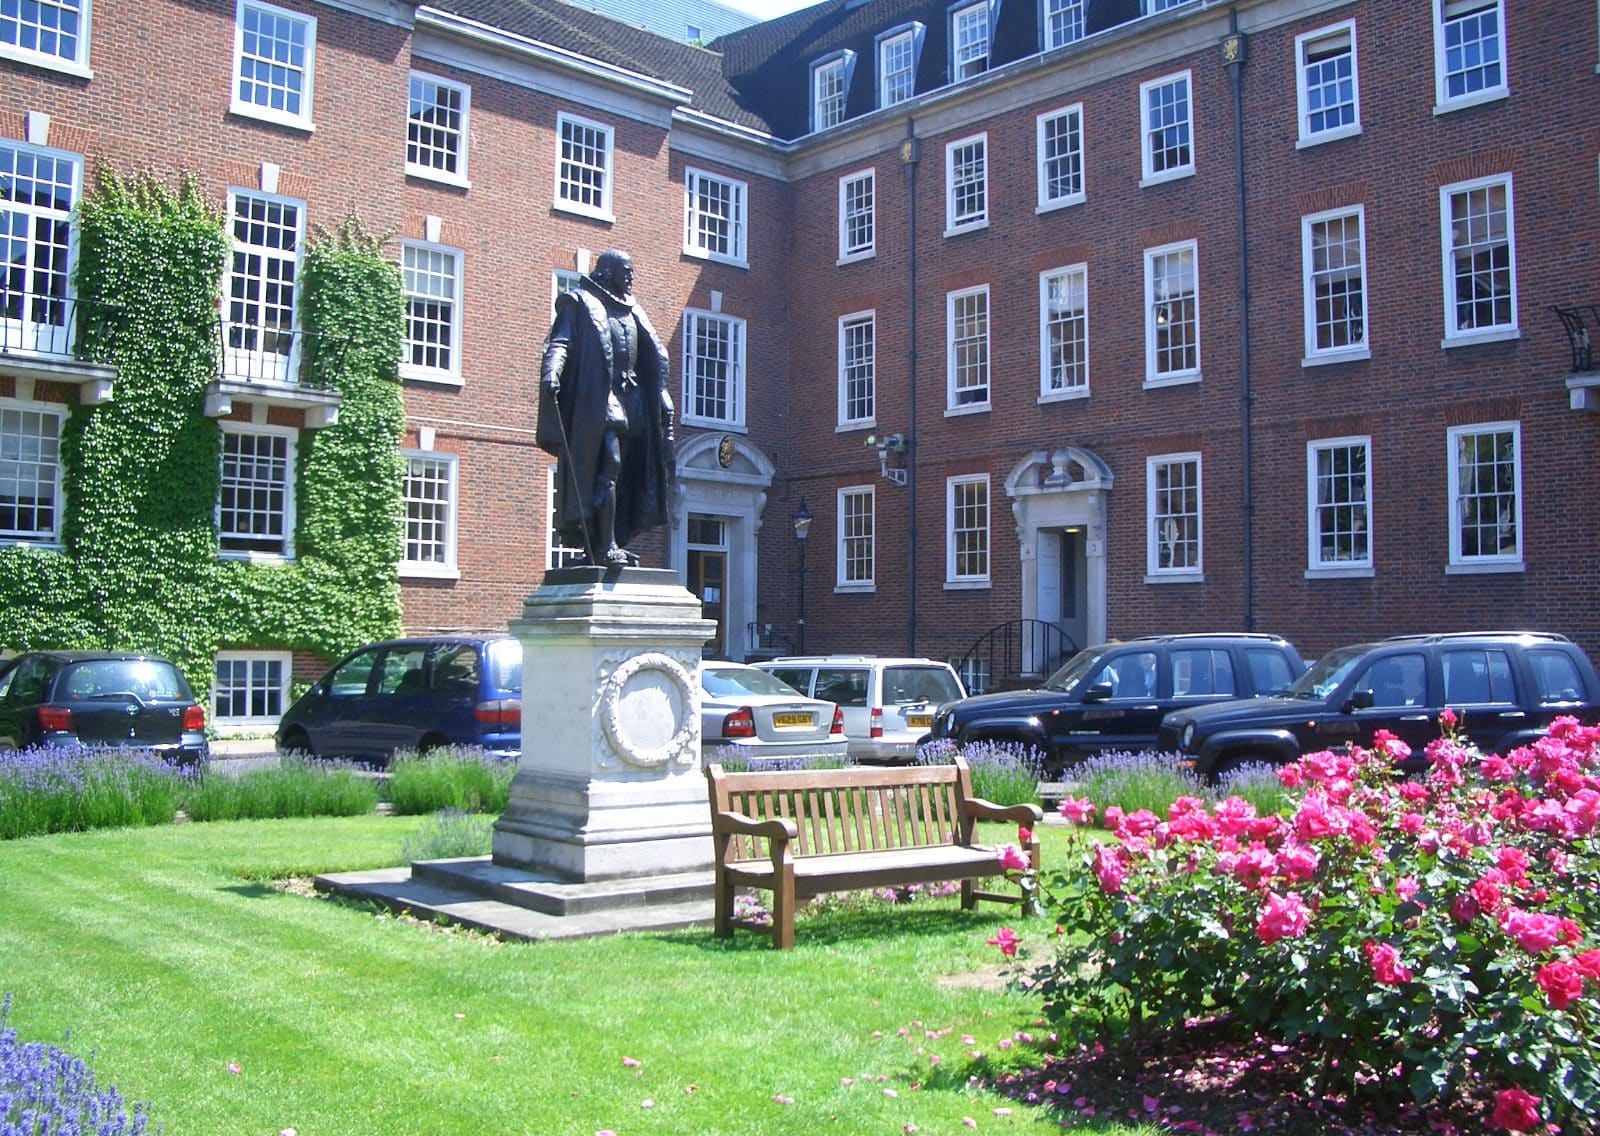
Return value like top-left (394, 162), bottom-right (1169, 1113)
top-left (214, 319), bottom-right (350, 389)
top-left (958, 619), bottom-right (1077, 693)
top-left (745, 621), bottom-right (795, 660)
top-left (0, 292), bottom-right (121, 365)
top-left (1550, 304), bottom-right (1597, 373)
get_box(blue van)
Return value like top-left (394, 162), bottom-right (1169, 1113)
top-left (275, 636), bottom-right (521, 764)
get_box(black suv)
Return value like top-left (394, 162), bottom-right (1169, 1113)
top-left (1159, 631), bottom-right (1600, 780)
top-left (924, 634), bottom-right (1305, 777)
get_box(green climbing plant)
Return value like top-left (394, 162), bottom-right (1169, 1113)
top-left (0, 172), bottom-right (406, 700)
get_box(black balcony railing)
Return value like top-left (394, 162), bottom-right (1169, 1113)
top-left (1550, 304), bottom-right (1597, 374)
top-left (0, 292), bottom-right (122, 365)
top-left (214, 318), bottom-right (350, 390)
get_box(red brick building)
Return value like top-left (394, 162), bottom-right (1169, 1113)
top-left (1, 0), bottom-right (1596, 727)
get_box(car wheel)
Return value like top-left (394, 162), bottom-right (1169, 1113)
top-left (1210, 753), bottom-right (1271, 786)
top-left (279, 728), bottom-right (315, 759)
top-left (418, 733), bottom-right (451, 755)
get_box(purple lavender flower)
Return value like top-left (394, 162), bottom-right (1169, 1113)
top-left (1, 993), bottom-right (158, 1134)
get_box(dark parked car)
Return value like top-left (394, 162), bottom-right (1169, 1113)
top-left (925, 633), bottom-right (1305, 777)
top-left (1159, 631), bottom-right (1600, 780)
top-left (0, 651), bottom-right (210, 765)
top-left (276, 636), bottom-right (521, 764)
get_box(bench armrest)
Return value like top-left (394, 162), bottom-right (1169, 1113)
top-left (712, 810), bottom-right (799, 842)
top-left (963, 797), bottom-right (1044, 825)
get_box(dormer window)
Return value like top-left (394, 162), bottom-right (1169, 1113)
top-left (877, 23), bottom-right (923, 108)
top-left (950, 1), bottom-right (988, 81)
top-left (811, 51), bottom-right (855, 132)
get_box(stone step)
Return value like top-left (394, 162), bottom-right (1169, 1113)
top-left (411, 857), bottom-right (714, 916)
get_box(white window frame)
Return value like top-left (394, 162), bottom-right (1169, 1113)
top-left (212, 650), bottom-right (293, 731)
top-left (1042, 0), bottom-right (1085, 51)
top-left (683, 167), bottom-right (748, 267)
top-left (838, 168), bottom-right (875, 262)
top-left (945, 285), bottom-right (990, 414)
top-left (1146, 452), bottom-right (1202, 581)
top-left (216, 423), bottom-right (297, 561)
top-left (945, 473), bottom-right (990, 587)
top-left (950, 0), bottom-right (989, 81)
top-left (1039, 263), bottom-right (1088, 401)
top-left (811, 53), bottom-right (851, 132)
top-left (682, 308), bottom-right (747, 429)
top-left (877, 24), bottom-right (921, 108)
top-left (546, 465), bottom-right (585, 570)
top-left (1301, 205), bottom-right (1368, 365)
top-left (554, 112), bottom-right (615, 222)
top-left (399, 240), bottom-right (463, 385)
top-left (1447, 421), bottom-right (1522, 572)
top-left (400, 450), bottom-right (459, 578)
top-left (944, 132), bottom-right (988, 234)
top-left (1139, 70), bottom-right (1193, 186)
top-left (1306, 436), bottom-right (1373, 576)
top-left (1433, 0), bottom-right (1507, 113)
top-left (0, 0), bottom-right (91, 77)
top-left (405, 71), bottom-right (470, 187)
top-left (223, 188), bottom-right (305, 385)
top-left (1295, 21), bottom-right (1360, 147)
top-left (0, 396), bottom-right (64, 547)
top-left (1036, 103), bottom-right (1085, 212)
top-left (836, 485), bottom-right (875, 591)
top-left (0, 139), bottom-right (82, 359)
top-left (1440, 173), bottom-right (1517, 346)
top-left (1144, 240), bottom-right (1200, 385)
top-left (1144, 0), bottom-right (1193, 11)
top-left (837, 310), bottom-right (876, 429)
top-left (230, 0), bottom-right (316, 131)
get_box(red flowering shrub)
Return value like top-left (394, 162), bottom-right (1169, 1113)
top-left (1034, 718), bottom-right (1600, 1131)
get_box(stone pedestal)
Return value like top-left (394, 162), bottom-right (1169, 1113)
top-left (492, 566), bottom-right (717, 882)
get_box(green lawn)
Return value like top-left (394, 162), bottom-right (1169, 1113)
top-left (0, 816), bottom-right (1154, 1135)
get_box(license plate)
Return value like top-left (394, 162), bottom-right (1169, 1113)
top-left (906, 713), bottom-right (933, 729)
top-left (773, 712), bottom-right (814, 728)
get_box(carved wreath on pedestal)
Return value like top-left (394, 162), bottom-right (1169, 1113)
top-left (596, 651), bottom-right (699, 769)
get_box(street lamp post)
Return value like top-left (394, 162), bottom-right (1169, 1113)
top-left (792, 498), bottom-right (812, 654)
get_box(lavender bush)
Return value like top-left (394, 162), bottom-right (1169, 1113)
top-left (1068, 749), bottom-right (1211, 819)
top-left (919, 738), bottom-right (1044, 807)
top-left (1, 993), bottom-right (157, 1135)
top-left (387, 746), bottom-right (514, 815)
top-left (0, 746), bottom-right (190, 841)
top-left (181, 756), bottom-right (379, 822)
top-left (401, 807), bottom-right (495, 861)
top-left (708, 747), bottom-right (849, 773)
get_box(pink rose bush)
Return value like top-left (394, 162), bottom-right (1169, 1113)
top-left (1034, 717), bottom-right (1600, 1131)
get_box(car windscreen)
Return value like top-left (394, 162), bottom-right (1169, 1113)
top-left (61, 660), bottom-right (187, 701)
top-left (702, 666), bottom-right (804, 699)
top-left (884, 666), bottom-right (963, 705)
top-left (1042, 647), bottom-right (1109, 693)
top-left (488, 639), bottom-right (522, 694)
top-left (1286, 645), bottom-right (1368, 700)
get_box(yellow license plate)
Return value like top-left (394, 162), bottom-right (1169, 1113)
top-left (906, 713), bottom-right (933, 729)
top-left (773, 712), bottom-right (814, 728)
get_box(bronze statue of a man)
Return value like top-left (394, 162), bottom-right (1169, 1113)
top-left (536, 250), bottom-right (675, 567)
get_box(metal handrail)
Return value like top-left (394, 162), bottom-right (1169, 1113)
top-left (958, 619), bottom-right (1077, 694)
top-left (214, 317), bottom-right (350, 389)
top-left (1550, 304), bottom-right (1597, 374)
top-left (0, 292), bottom-right (122, 364)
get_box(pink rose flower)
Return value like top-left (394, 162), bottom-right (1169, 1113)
top-left (1573, 949), bottom-right (1600, 983)
top-left (1371, 729), bottom-right (1411, 760)
top-left (996, 843), bottom-right (1031, 873)
top-left (1092, 842), bottom-right (1128, 894)
top-left (1501, 908), bottom-right (1564, 954)
top-left (1362, 940), bottom-right (1413, 986)
top-left (987, 927), bottom-right (1019, 957)
top-left (1256, 891), bottom-right (1312, 945)
top-left (1535, 961), bottom-right (1585, 1010)
top-left (1490, 1087), bottom-right (1542, 1132)
top-left (1057, 796), bottom-right (1096, 825)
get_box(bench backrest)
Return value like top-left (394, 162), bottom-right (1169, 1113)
top-left (706, 758), bottom-right (976, 863)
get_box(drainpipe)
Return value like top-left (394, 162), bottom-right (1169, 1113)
top-left (1225, 12), bottom-right (1254, 631)
top-left (900, 119), bottom-right (920, 657)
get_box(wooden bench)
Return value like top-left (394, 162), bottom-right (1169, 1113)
top-left (704, 756), bottom-right (1043, 949)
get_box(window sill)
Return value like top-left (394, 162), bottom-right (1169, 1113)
top-left (1441, 326), bottom-right (1520, 350)
top-left (943, 218), bottom-right (990, 238)
top-left (1433, 87), bottom-right (1509, 116)
top-left (1304, 564), bottom-right (1375, 580)
top-left (834, 583), bottom-right (876, 595)
top-left (944, 402), bottom-right (990, 418)
top-left (553, 200), bottom-right (615, 225)
top-left (400, 564), bottom-right (462, 581)
top-left (1142, 372), bottom-right (1202, 390)
top-left (684, 417), bottom-right (747, 433)
top-left (1302, 347), bottom-right (1370, 368)
top-left (1038, 387), bottom-right (1090, 404)
top-left (944, 579), bottom-right (990, 591)
top-left (836, 420), bottom-right (875, 433)
top-left (0, 538), bottom-right (61, 551)
top-left (406, 166), bottom-right (471, 191)
top-left (219, 551), bottom-right (294, 564)
top-left (1295, 124), bottom-right (1361, 149)
top-left (400, 367), bottom-right (464, 387)
top-left (837, 250), bottom-right (876, 266)
top-left (681, 247), bottom-right (749, 270)
top-left (1036, 195), bottom-right (1085, 215)
top-left (0, 45), bottom-right (91, 79)
top-left (1445, 560), bottom-right (1524, 575)
top-left (1144, 572), bottom-right (1204, 585)
top-left (1139, 167), bottom-right (1194, 189)
top-left (229, 102), bottom-right (315, 133)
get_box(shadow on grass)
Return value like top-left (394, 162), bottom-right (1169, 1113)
top-left (219, 882), bottom-right (281, 899)
top-left (647, 901), bottom-right (1008, 953)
